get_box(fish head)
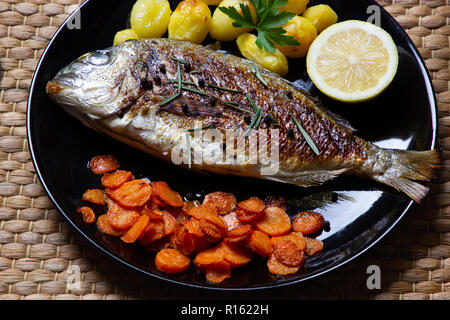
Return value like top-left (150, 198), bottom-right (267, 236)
top-left (46, 39), bottom-right (149, 120)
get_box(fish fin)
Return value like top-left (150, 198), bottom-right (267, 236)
top-left (371, 149), bottom-right (441, 203)
top-left (273, 168), bottom-right (350, 187)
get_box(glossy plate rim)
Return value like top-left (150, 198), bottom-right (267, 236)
top-left (26, 0), bottom-right (439, 291)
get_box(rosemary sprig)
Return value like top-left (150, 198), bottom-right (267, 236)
top-left (291, 114), bottom-right (320, 155)
top-left (206, 81), bottom-right (244, 93)
top-left (224, 101), bottom-right (254, 114)
top-left (181, 86), bottom-right (209, 96)
top-left (245, 94), bottom-right (259, 113)
top-left (250, 59), bottom-right (268, 86)
top-left (243, 107), bottom-right (262, 137)
top-left (189, 70), bottom-right (201, 74)
top-left (171, 57), bottom-right (188, 64)
top-left (267, 113), bottom-right (280, 126)
top-left (158, 92), bottom-right (180, 106)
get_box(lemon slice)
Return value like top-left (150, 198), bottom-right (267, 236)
top-left (306, 20), bottom-right (398, 103)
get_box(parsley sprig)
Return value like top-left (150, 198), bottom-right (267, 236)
top-left (219, 0), bottom-right (299, 52)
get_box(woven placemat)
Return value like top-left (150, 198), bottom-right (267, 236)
top-left (0, 0), bottom-right (449, 300)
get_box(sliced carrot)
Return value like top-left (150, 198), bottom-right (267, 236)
top-left (106, 179), bottom-right (152, 208)
top-left (248, 230), bottom-right (273, 258)
top-left (224, 224), bottom-right (252, 244)
top-left (238, 197), bottom-right (265, 213)
top-left (101, 170), bottom-right (133, 189)
top-left (155, 248), bottom-right (190, 274)
top-left (235, 207), bottom-right (264, 223)
top-left (170, 223), bottom-right (196, 256)
top-left (292, 212), bottom-right (325, 235)
top-left (121, 215), bottom-right (150, 243)
top-left (183, 218), bottom-right (204, 237)
top-left (166, 206), bottom-right (190, 223)
top-left (273, 240), bottom-right (304, 267)
top-left (200, 212), bottom-right (227, 242)
top-left (305, 237), bottom-right (324, 256)
top-left (182, 200), bottom-right (201, 214)
top-left (218, 241), bottom-right (253, 269)
top-left (77, 206), bottom-right (96, 224)
top-left (96, 214), bottom-right (126, 237)
top-left (188, 202), bottom-right (218, 220)
top-left (105, 196), bottom-right (140, 231)
top-left (89, 155), bottom-right (120, 175)
top-left (253, 206), bottom-right (291, 236)
top-left (138, 219), bottom-right (166, 245)
top-left (194, 246), bottom-right (228, 271)
top-left (150, 192), bottom-right (166, 207)
top-left (222, 212), bottom-right (244, 231)
top-left (82, 189), bottom-right (105, 206)
top-left (267, 254), bottom-right (301, 276)
top-left (152, 181), bottom-right (183, 207)
top-left (271, 232), bottom-right (306, 251)
top-left (264, 195), bottom-right (287, 211)
top-left (203, 191), bottom-right (237, 215)
top-left (205, 263), bottom-right (231, 284)
top-left (162, 211), bottom-right (176, 236)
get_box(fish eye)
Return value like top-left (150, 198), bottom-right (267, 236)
top-left (87, 50), bottom-right (111, 66)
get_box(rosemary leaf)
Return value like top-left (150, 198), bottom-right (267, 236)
top-left (206, 81), bottom-right (244, 93)
top-left (181, 86), bottom-right (209, 96)
top-left (267, 113), bottom-right (280, 126)
top-left (245, 94), bottom-right (259, 113)
top-left (171, 57), bottom-right (188, 64)
top-left (158, 92), bottom-right (180, 106)
top-left (176, 60), bottom-right (182, 93)
top-left (167, 79), bottom-right (196, 86)
top-left (224, 101), bottom-right (254, 114)
top-left (189, 70), bottom-right (201, 74)
top-left (291, 115), bottom-right (320, 155)
top-left (251, 59), bottom-right (268, 86)
top-left (243, 107), bottom-right (262, 137)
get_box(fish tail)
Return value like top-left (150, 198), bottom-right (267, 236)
top-left (370, 149), bottom-right (441, 203)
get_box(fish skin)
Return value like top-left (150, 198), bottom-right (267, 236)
top-left (46, 39), bottom-right (440, 202)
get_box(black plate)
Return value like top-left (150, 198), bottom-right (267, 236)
top-left (27, 0), bottom-right (438, 291)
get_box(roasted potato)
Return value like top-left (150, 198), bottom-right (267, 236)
top-left (169, 0), bottom-right (212, 44)
top-left (276, 16), bottom-right (317, 58)
top-left (130, 0), bottom-right (172, 38)
top-left (210, 0), bottom-right (256, 42)
top-left (302, 4), bottom-right (338, 33)
top-left (200, 0), bottom-right (223, 5)
top-left (279, 0), bottom-right (309, 15)
top-left (113, 29), bottom-right (139, 45)
top-left (236, 33), bottom-right (288, 76)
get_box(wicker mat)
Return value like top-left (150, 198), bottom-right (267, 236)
top-left (0, 0), bottom-right (449, 300)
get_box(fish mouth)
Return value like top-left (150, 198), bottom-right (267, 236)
top-left (46, 81), bottom-right (64, 96)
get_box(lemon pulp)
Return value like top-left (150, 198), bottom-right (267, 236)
top-left (307, 20), bottom-right (398, 103)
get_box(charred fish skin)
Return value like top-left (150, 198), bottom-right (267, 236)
top-left (46, 39), bottom-right (440, 203)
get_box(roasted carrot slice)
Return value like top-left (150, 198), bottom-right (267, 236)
top-left (271, 232), bottom-right (306, 251)
top-left (200, 212), bottom-right (227, 242)
top-left (101, 170), bottom-right (133, 189)
top-left (264, 195), bottom-right (287, 211)
top-left (218, 241), bottom-right (253, 269)
top-left (89, 155), bottom-right (120, 175)
top-left (194, 246), bottom-right (228, 271)
top-left (238, 197), bottom-right (265, 213)
top-left (205, 263), bottom-right (231, 284)
top-left (152, 181), bottom-right (183, 207)
top-left (248, 230), bottom-right (273, 258)
top-left (138, 219), bottom-right (166, 245)
top-left (292, 212), bottom-right (325, 235)
top-left (183, 218), bottom-right (204, 237)
top-left (162, 211), bottom-right (177, 236)
top-left (170, 223), bottom-right (196, 256)
top-left (155, 248), bottom-right (190, 274)
top-left (273, 240), bottom-right (305, 267)
top-left (77, 206), bottom-right (96, 224)
top-left (106, 179), bottom-right (152, 208)
top-left (235, 207), bottom-right (264, 223)
top-left (305, 237), bottom-right (324, 256)
top-left (188, 202), bottom-right (218, 220)
top-left (267, 254), bottom-right (301, 276)
top-left (223, 212), bottom-right (244, 231)
top-left (203, 191), bottom-right (237, 215)
top-left (224, 224), bottom-right (252, 244)
top-left (96, 214), bottom-right (125, 237)
top-left (82, 189), bottom-right (105, 206)
top-left (167, 206), bottom-right (190, 223)
top-left (121, 215), bottom-right (150, 243)
top-left (105, 196), bottom-right (140, 231)
top-left (253, 206), bottom-right (291, 236)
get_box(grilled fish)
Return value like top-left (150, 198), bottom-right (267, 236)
top-left (46, 39), bottom-right (440, 203)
